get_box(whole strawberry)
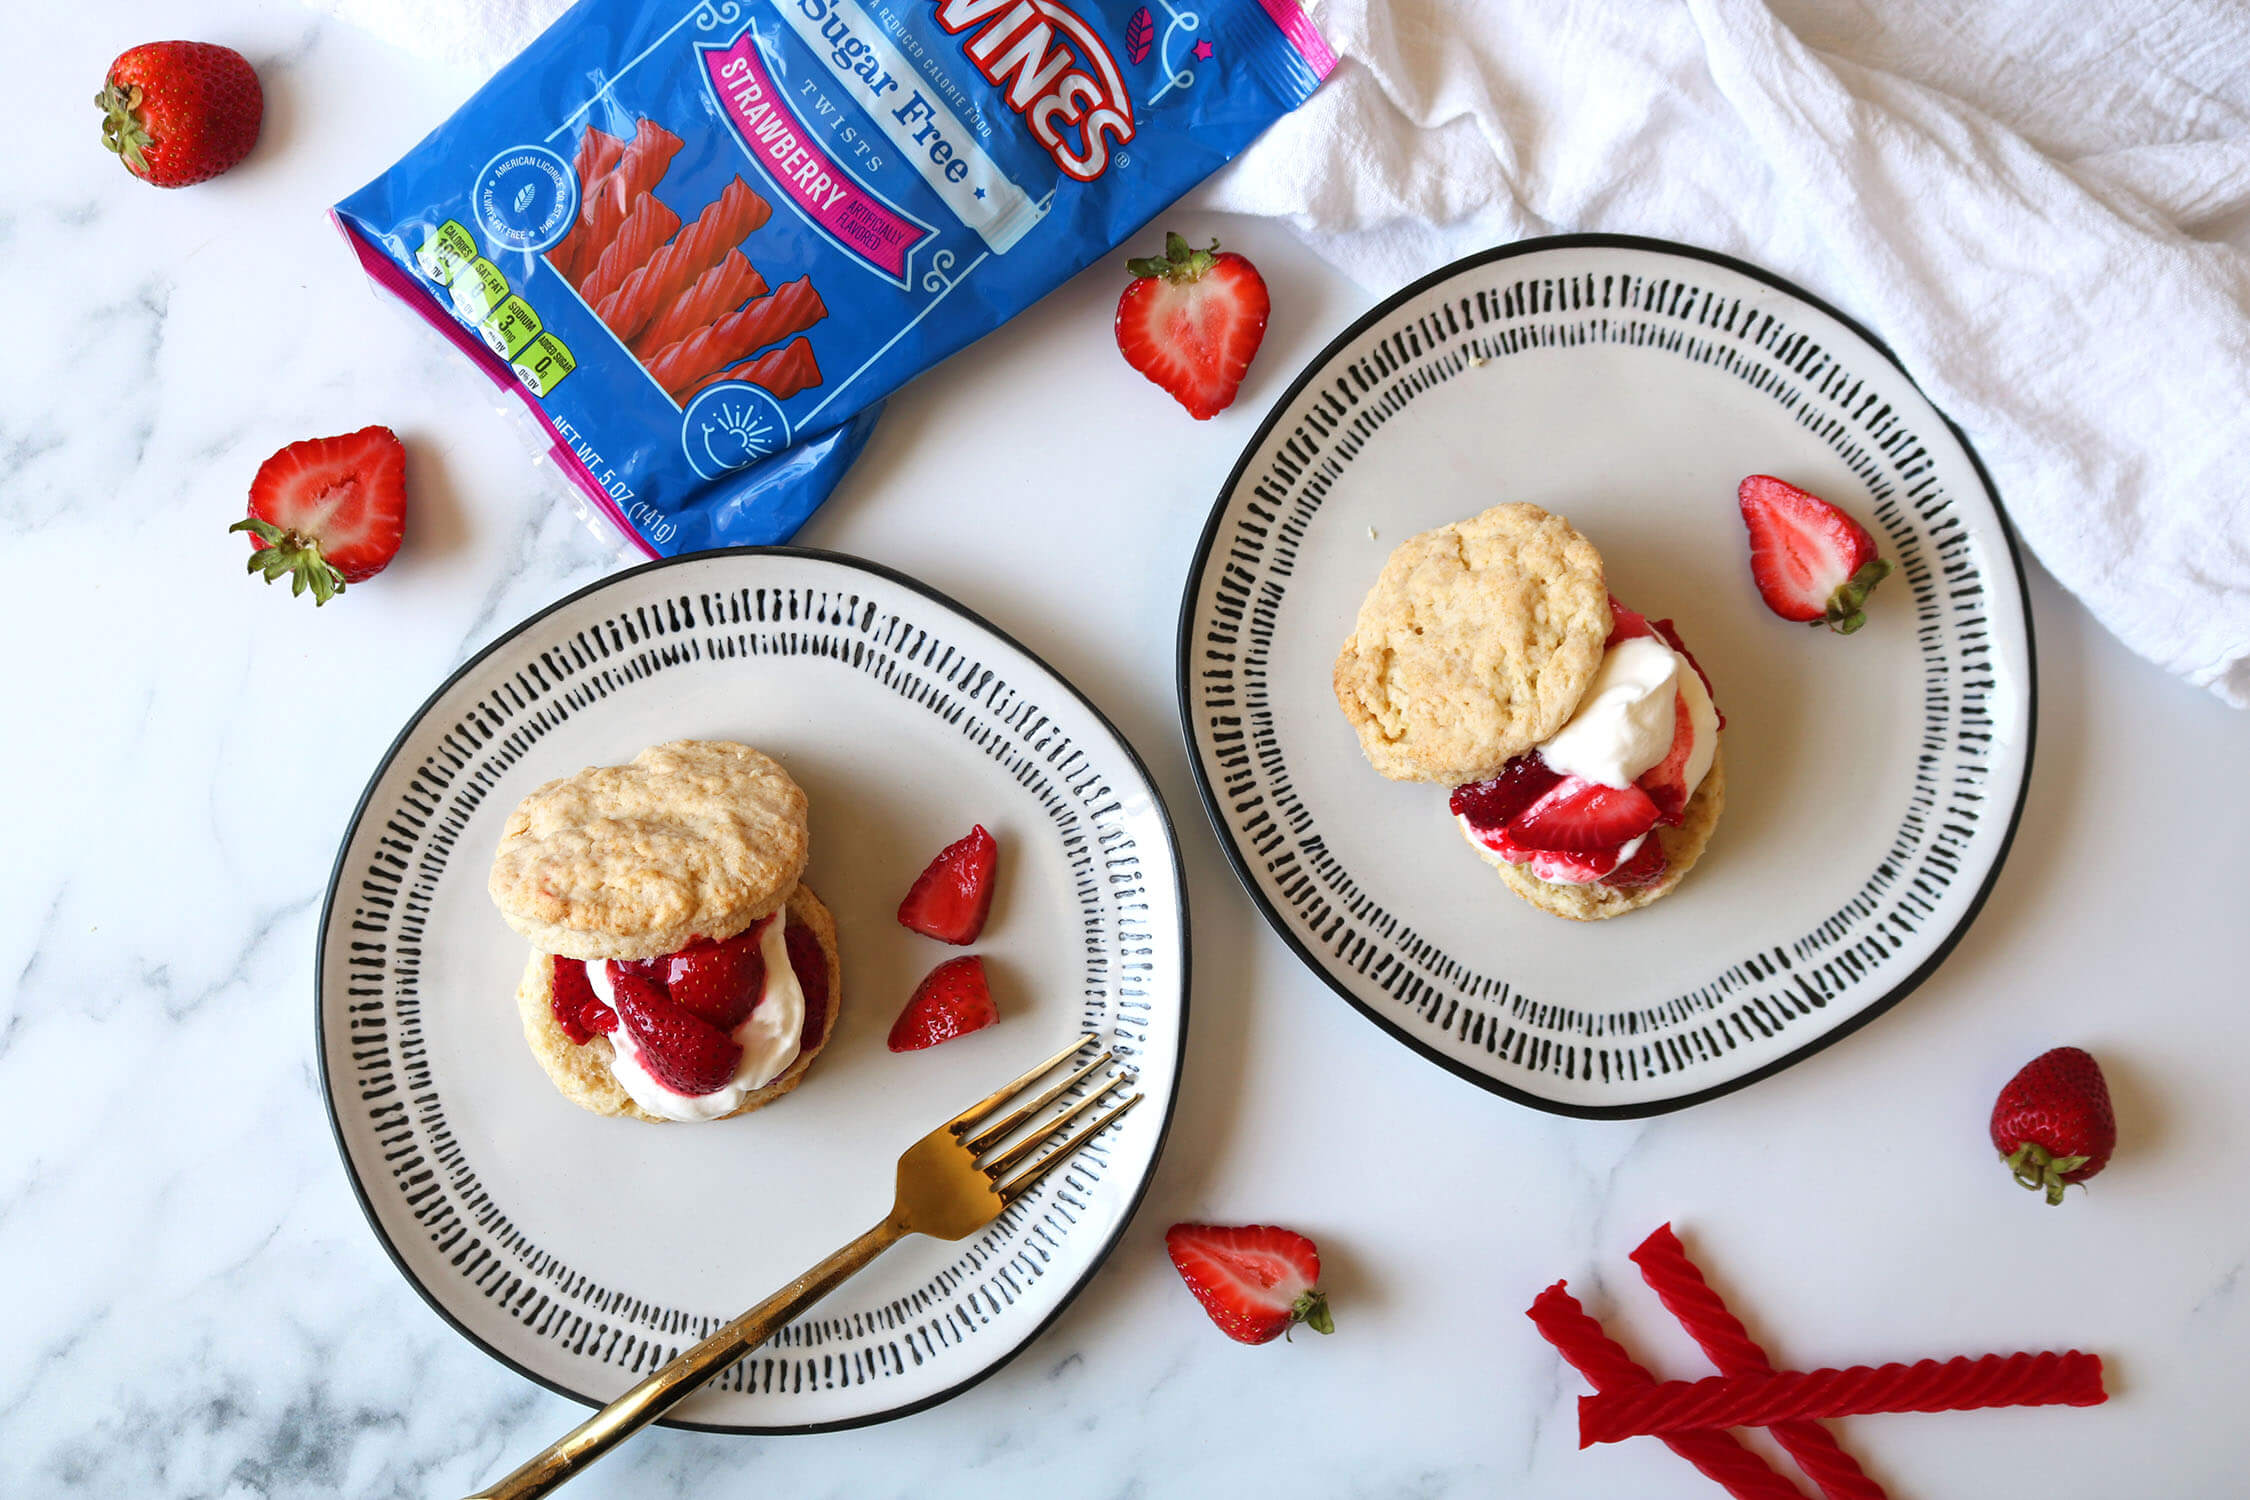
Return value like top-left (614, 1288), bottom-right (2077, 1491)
top-left (99, 42), bottom-right (263, 188)
top-left (1165, 1222), bottom-right (1333, 1344)
top-left (1990, 1047), bottom-right (2116, 1205)
top-left (232, 426), bottom-right (408, 605)
top-left (1115, 232), bottom-right (1269, 419)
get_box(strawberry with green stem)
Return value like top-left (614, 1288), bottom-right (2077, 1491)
top-left (231, 426), bottom-right (407, 605)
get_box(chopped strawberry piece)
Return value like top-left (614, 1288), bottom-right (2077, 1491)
top-left (1506, 778), bottom-right (1662, 853)
top-left (612, 969), bottom-right (742, 1095)
top-left (1449, 754), bottom-right (1563, 830)
top-left (783, 918), bottom-right (830, 1050)
top-left (664, 922), bottom-right (767, 1030)
top-left (1606, 595), bottom-right (1657, 646)
top-left (1603, 837), bottom-right (1670, 888)
top-left (1165, 1223), bottom-right (1334, 1344)
top-left (898, 825), bottom-right (999, 944)
top-left (1738, 474), bottom-right (1892, 634)
top-left (1635, 692), bottom-right (1696, 825)
top-left (888, 955), bottom-right (998, 1053)
top-left (1651, 617), bottom-right (1726, 730)
top-left (549, 956), bottom-right (614, 1045)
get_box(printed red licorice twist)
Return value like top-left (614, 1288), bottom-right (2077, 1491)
top-left (569, 118), bottom-right (683, 289)
top-left (648, 276), bottom-right (828, 398)
top-left (626, 250), bottom-right (767, 358)
top-left (579, 193), bottom-right (682, 313)
top-left (677, 337), bottom-right (823, 403)
top-left (605, 176), bottom-right (772, 344)
top-left (1578, 1352), bottom-right (2108, 1446)
top-left (1631, 1225), bottom-right (1887, 1500)
top-left (548, 126), bottom-right (624, 280)
top-left (1528, 1282), bottom-right (1809, 1500)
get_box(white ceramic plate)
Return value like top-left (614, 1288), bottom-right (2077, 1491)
top-left (319, 549), bottom-right (1187, 1431)
top-left (1178, 235), bottom-right (2034, 1118)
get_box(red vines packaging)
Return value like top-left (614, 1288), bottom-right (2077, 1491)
top-left (334, 0), bottom-right (1332, 554)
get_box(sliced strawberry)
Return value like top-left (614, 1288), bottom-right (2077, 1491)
top-left (1164, 1223), bottom-right (1334, 1345)
top-left (783, 918), bottom-right (830, 1050)
top-left (1635, 692), bottom-right (1696, 824)
top-left (1738, 474), bottom-right (1891, 634)
top-left (1522, 844), bottom-right (1630, 882)
top-left (897, 825), bottom-right (999, 944)
top-left (1115, 233), bottom-right (1270, 420)
top-left (611, 968), bottom-right (742, 1095)
top-left (1506, 778), bottom-right (1662, 853)
top-left (549, 956), bottom-right (615, 1045)
top-left (1449, 754), bottom-right (1562, 831)
top-left (664, 922), bottom-right (767, 1030)
top-left (1651, 617), bottom-right (1726, 730)
top-left (888, 955), bottom-right (998, 1053)
top-left (232, 425), bottom-right (408, 605)
top-left (1606, 595), bottom-right (1657, 646)
top-left (1603, 836), bottom-right (1669, 888)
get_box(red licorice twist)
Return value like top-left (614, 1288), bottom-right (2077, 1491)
top-left (548, 126), bottom-right (624, 280)
top-left (568, 118), bottom-right (683, 290)
top-left (626, 249), bottom-right (767, 359)
top-left (1632, 1225), bottom-right (1887, 1500)
top-left (1579, 1352), bottom-right (2107, 1446)
top-left (606, 176), bottom-right (772, 345)
top-left (580, 193), bottom-right (682, 314)
top-left (1527, 1282), bottom-right (1809, 1500)
top-left (677, 337), bottom-right (824, 404)
top-left (648, 276), bottom-right (828, 397)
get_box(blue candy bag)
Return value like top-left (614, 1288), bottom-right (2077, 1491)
top-left (334, 0), bottom-right (1331, 555)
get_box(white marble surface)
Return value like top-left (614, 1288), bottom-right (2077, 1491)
top-left (6, 6), bottom-right (2249, 1497)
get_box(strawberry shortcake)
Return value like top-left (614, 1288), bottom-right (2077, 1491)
top-left (1334, 503), bottom-right (1724, 921)
top-left (488, 740), bottom-right (841, 1120)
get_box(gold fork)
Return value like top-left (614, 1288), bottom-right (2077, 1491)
top-left (466, 1035), bottom-right (1139, 1499)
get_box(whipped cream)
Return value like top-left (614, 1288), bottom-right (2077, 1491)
top-left (584, 910), bottom-right (807, 1123)
top-left (1536, 636), bottom-right (1680, 788)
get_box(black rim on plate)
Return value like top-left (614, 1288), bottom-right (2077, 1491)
top-left (316, 545), bottom-right (1192, 1433)
top-left (1174, 232), bottom-right (2038, 1120)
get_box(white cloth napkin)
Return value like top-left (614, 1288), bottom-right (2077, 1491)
top-left (313, 0), bottom-right (2250, 704)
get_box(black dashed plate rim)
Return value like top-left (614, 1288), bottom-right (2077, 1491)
top-left (1175, 234), bottom-right (2036, 1119)
top-left (316, 546), bottom-right (1190, 1433)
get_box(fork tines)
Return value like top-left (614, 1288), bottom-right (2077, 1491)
top-left (949, 1033), bottom-right (1140, 1203)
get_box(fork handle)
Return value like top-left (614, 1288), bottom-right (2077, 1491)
top-left (466, 1213), bottom-right (909, 1499)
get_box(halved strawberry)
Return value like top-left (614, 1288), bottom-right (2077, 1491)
top-left (611, 969), bottom-right (742, 1094)
top-left (1738, 474), bottom-right (1891, 634)
top-left (1506, 778), bottom-right (1662, 853)
top-left (1604, 836), bottom-right (1669, 887)
top-left (888, 955), bottom-right (998, 1052)
top-left (1449, 754), bottom-right (1562, 831)
top-left (664, 922), bottom-right (767, 1030)
top-left (897, 825), bottom-right (999, 944)
top-left (1115, 232), bottom-right (1269, 420)
top-left (1634, 693), bottom-right (1696, 824)
top-left (1165, 1223), bottom-right (1333, 1345)
top-left (231, 425), bottom-right (407, 605)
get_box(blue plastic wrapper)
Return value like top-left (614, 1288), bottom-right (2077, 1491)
top-left (334, 0), bottom-right (1332, 555)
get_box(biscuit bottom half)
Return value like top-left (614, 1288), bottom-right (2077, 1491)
top-left (1469, 749), bottom-right (1726, 922)
top-left (514, 882), bottom-right (842, 1122)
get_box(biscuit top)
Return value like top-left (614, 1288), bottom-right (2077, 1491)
top-left (489, 740), bottom-right (810, 960)
top-left (1332, 503), bottom-right (1610, 784)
